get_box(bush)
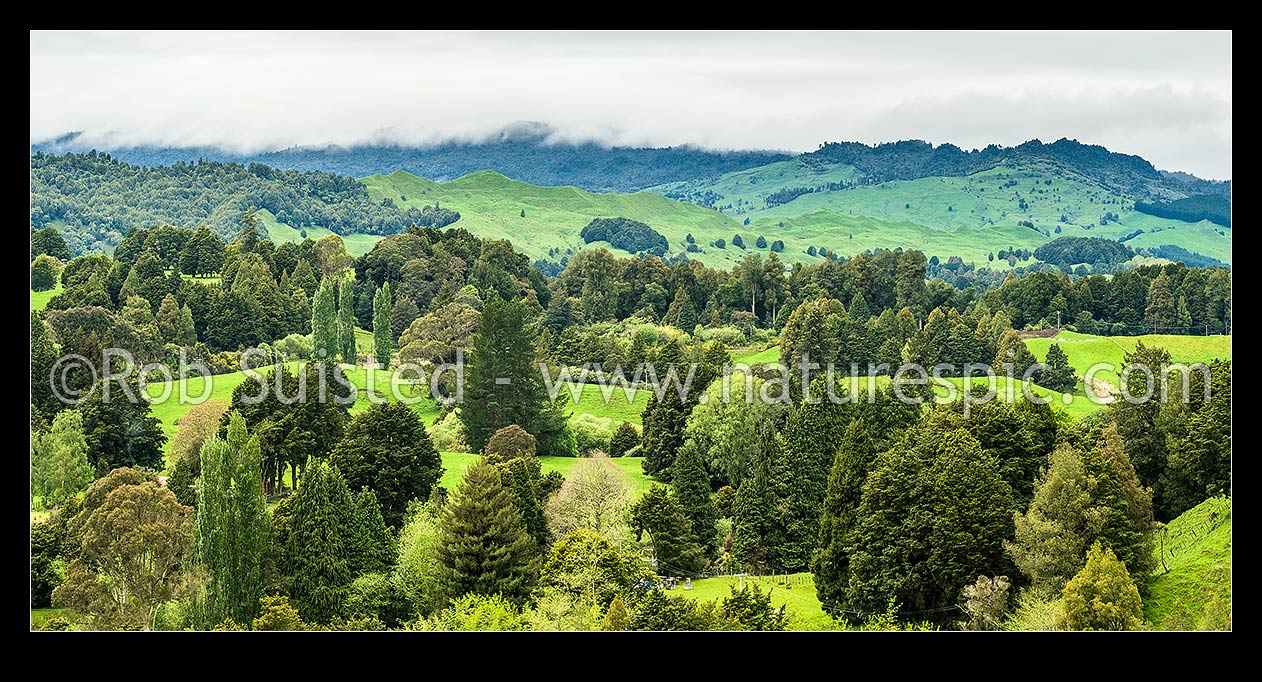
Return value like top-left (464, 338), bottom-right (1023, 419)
top-left (579, 217), bottom-right (668, 256)
top-left (484, 424), bottom-right (536, 462)
top-left (570, 414), bottom-right (614, 456)
top-left (608, 421), bottom-right (641, 458)
top-left (416, 594), bottom-right (527, 631)
top-left (429, 411), bottom-right (469, 453)
top-left (695, 325), bottom-right (747, 346)
top-left (1057, 542), bottom-right (1143, 631)
top-left (275, 333), bottom-right (313, 360)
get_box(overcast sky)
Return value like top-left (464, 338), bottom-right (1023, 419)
top-left (30, 30), bottom-right (1232, 179)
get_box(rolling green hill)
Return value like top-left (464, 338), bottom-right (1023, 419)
top-left (362, 162), bottom-right (1227, 270)
top-left (1026, 331), bottom-right (1232, 390)
top-left (656, 161), bottom-right (1231, 265)
top-left (362, 169), bottom-right (748, 267)
top-left (362, 168), bottom-right (1111, 270)
top-left (1145, 496), bottom-right (1231, 630)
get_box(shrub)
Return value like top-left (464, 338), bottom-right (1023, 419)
top-left (570, 414), bottom-right (614, 456)
top-left (608, 421), bottom-right (641, 458)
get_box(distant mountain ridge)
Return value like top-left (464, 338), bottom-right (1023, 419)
top-left (31, 128), bottom-right (791, 194)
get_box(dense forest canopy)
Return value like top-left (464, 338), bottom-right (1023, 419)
top-left (1032, 236), bottom-right (1135, 268)
top-left (580, 217), bottom-right (669, 256)
top-left (30, 152), bottom-right (458, 254)
top-left (29, 139), bottom-right (1232, 632)
top-left (1134, 194), bottom-right (1232, 228)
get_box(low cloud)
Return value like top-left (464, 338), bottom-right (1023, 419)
top-left (29, 30), bottom-right (1232, 178)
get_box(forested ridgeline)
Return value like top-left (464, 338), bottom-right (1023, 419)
top-left (30, 151), bottom-right (459, 254)
top-left (810, 138), bottom-right (1230, 200)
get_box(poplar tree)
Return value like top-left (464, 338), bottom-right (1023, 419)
top-left (312, 278), bottom-right (338, 361)
top-left (372, 282), bottom-right (393, 366)
top-left (196, 412), bottom-right (269, 624)
top-left (338, 276), bottom-right (357, 363)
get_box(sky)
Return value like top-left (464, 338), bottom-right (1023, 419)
top-left (30, 30), bottom-right (1232, 179)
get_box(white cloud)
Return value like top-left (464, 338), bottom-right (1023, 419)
top-left (29, 30), bottom-right (1232, 178)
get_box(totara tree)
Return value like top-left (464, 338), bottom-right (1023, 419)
top-left (461, 296), bottom-right (563, 454)
top-left (812, 419), bottom-right (877, 615)
top-left (607, 421), bottom-right (640, 458)
top-left (436, 461), bottom-right (538, 605)
top-left (671, 439), bottom-right (718, 555)
top-left (847, 428), bottom-right (1015, 619)
top-left (776, 382), bottom-right (854, 572)
top-left (731, 430), bottom-right (780, 573)
top-left (1037, 342), bottom-right (1077, 392)
top-left (346, 488), bottom-right (395, 576)
top-left (79, 378), bottom-right (167, 470)
top-left (1057, 542), bottom-right (1144, 631)
top-left (629, 484), bottom-right (706, 577)
top-left (1161, 360), bottom-right (1231, 518)
top-left (284, 460), bottom-right (356, 623)
top-left (329, 401), bottom-right (444, 529)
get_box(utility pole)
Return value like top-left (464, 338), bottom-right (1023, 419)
top-left (1057, 311), bottom-right (1061, 329)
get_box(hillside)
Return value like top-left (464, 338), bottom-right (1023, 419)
top-left (363, 169), bottom-right (1085, 269)
top-left (654, 147), bottom-right (1231, 266)
top-left (29, 151), bottom-right (435, 254)
top-left (1145, 496), bottom-right (1231, 630)
top-left (362, 169), bottom-right (752, 266)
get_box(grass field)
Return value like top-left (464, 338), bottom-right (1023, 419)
top-left (144, 362), bottom-right (442, 465)
top-left (438, 452), bottom-right (652, 497)
top-left (680, 573), bottom-right (835, 630)
top-left (557, 382), bottom-right (649, 424)
top-left (31, 283), bottom-right (62, 311)
top-left (1145, 496), bottom-right (1231, 629)
top-left (256, 208), bottom-right (382, 257)
top-left (1026, 330), bottom-right (1232, 389)
top-left (144, 358), bottom-right (651, 473)
top-left (729, 346), bottom-right (780, 365)
top-left (30, 608), bottom-right (74, 629)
